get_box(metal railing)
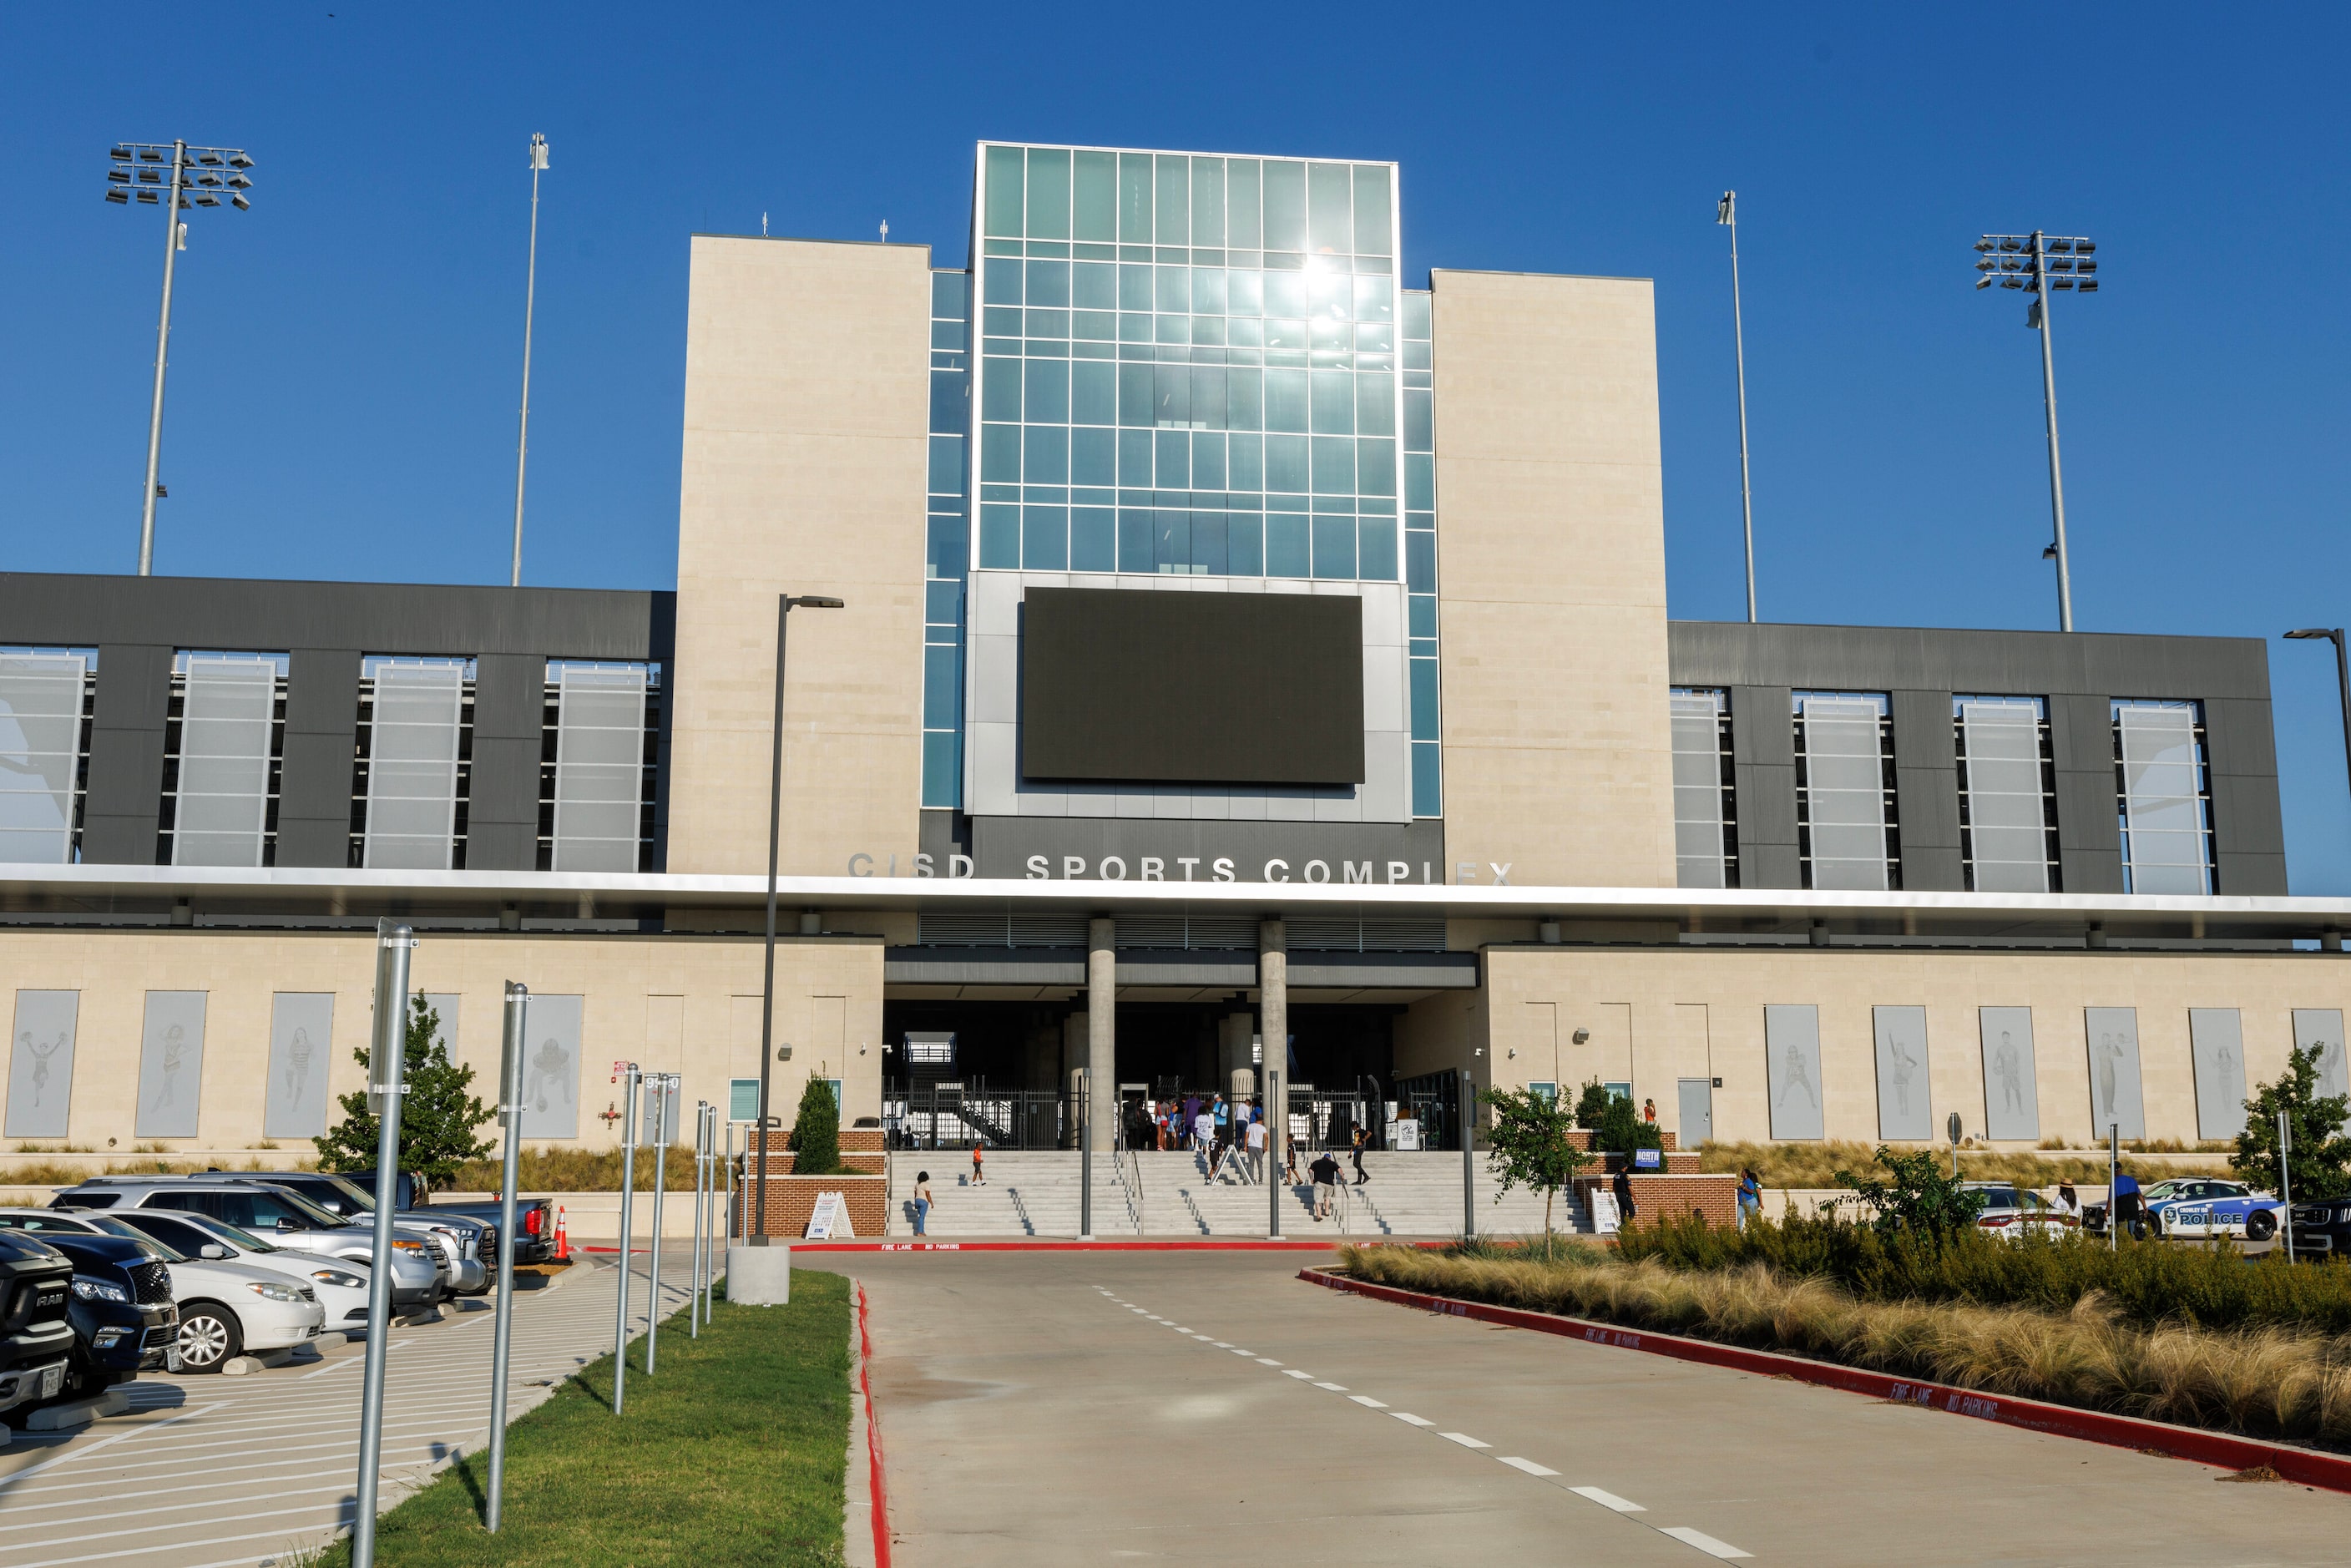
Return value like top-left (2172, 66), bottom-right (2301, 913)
top-left (1109, 1110), bottom-right (1146, 1235)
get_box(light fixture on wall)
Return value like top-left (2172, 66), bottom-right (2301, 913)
top-left (776, 1044), bottom-right (792, 1062)
top-left (1506, 1048), bottom-right (1516, 1060)
top-left (1572, 1029), bottom-right (1590, 1045)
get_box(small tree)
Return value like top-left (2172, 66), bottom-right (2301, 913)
top-left (786, 1075), bottom-right (842, 1178)
top-left (2232, 1042), bottom-right (2351, 1202)
top-left (1480, 1086), bottom-right (1590, 1242)
top-left (1573, 1078), bottom-right (1614, 1133)
top-left (1833, 1145), bottom-right (1985, 1239)
top-left (316, 996), bottom-right (496, 1197)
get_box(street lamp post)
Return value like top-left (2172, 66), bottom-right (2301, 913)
top-left (1973, 230), bottom-right (2099, 632)
top-left (511, 134), bottom-right (549, 588)
top-left (105, 140), bottom-right (254, 576)
top-left (2285, 629), bottom-right (2351, 811)
top-left (1716, 190), bottom-right (1757, 623)
top-left (754, 593), bottom-right (847, 1244)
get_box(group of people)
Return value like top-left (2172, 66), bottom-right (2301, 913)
top-left (1128, 1093), bottom-right (1279, 1184)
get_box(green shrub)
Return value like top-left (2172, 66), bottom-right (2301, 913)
top-left (1615, 1211), bottom-right (2351, 1333)
top-left (786, 1076), bottom-right (841, 1177)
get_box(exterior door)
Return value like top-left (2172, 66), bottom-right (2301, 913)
top-left (1677, 1077), bottom-right (1714, 1146)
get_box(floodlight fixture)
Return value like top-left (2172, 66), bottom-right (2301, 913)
top-left (1972, 230), bottom-right (2101, 633)
top-left (105, 139), bottom-right (255, 575)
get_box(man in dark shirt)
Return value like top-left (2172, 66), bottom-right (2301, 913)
top-left (1310, 1151), bottom-right (1342, 1220)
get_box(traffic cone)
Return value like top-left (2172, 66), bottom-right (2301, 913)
top-left (554, 1204), bottom-right (571, 1262)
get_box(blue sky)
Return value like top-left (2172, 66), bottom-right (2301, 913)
top-left (5, 6), bottom-right (2349, 888)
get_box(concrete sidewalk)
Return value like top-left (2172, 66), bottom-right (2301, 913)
top-left (803, 1251), bottom-right (2346, 1566)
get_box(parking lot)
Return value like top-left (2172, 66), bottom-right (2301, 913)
top-left (0, 1255), bottom-right (691, 1568)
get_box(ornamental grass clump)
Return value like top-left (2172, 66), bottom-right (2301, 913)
top-left (1336, 1242), bottom-right (2351, 1449)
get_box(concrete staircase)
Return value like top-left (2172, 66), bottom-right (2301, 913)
top-left (883, 1150), bottom-right (1590, 1239)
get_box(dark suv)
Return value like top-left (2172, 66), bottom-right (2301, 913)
top-left (0, 1232), bottom-right (76, 1419)
top-left (2289, 1198), bottom-right (2351, 1259)
top-left (38, 1233), bottom-right (176, 1400)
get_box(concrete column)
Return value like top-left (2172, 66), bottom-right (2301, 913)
top-left (1259, 918), bottom-right (1287, 1124)
top-left (1088, 918), bottom-right (1116, 1154)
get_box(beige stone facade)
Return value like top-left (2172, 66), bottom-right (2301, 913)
top-left (1428, 269), bottom-right (1676, 890)
top-left (669, 235), bottom-right (933, 879)
top-left (0, 929), bottom-right (884, 1154)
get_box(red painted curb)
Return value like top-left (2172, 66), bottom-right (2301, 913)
top-left (1301, 1267), bottom-right (2351, 1493)
top-left (857, 1281), bottom-right (892, 1568)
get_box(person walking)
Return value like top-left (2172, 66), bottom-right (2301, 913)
top-left (2053, 1181), bottom-right (2080, 1217)
top-left (1245, 1110), bottom-right (1268, 1184)
top-left (913, 1170), bottom-right (933, 1237)
top-left (1284, 1132), bottom-right (1302, 1186)
top-left (1612, 1166), bottom-right (1637, 1232)
top-left (1350, 1125), bottom-right (1369, 1186)
top-left (1310, 1151), bottom-right (1342, 1220)
top-left (1737, 1166), bottom-right (1762, 1232)
top-left (970, 1141), bottom-right (986, 1186)
top-left (1193, 1102), bottom-right (1215, 1158)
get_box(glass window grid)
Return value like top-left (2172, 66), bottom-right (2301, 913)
top-left (1792, 690), bottom-right (1901, 891)
top-left (157, 650), bottom-right (290, 867)
top-left (535, 660), bottom-right (663, 873)
top-left (973, 142), bottom-right (1404, 585)
top-left (1953, 695), bottom-right (2060, 893)
top-left (926, 270), bottom-right (971, 809)
top-left (348, 657), bottom-right (477, 871)
top-left (1670, 687), bottom-right (1738, 888)
top-left (2112, 699), bottom-right (2216, 895)
top-left (1401, 289), bottom-right (1441, 817)
top-left (0, 646), bottom-right (97, 864)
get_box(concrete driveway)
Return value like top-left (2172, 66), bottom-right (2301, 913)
top-left (808, 1250), bottom-right (2348, 1567)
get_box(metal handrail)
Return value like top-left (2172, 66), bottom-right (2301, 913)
top-left (1110, 1112), bottom-right (1146, 1235)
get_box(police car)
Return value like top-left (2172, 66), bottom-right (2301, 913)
top-left (2137, 1178), bottom-right (2285, 1242)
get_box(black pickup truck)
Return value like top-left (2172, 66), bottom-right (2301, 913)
top-left (0, 1232), bottom-right (76, 1420)
top-left (341, 1171), bottom-right (559, 1268)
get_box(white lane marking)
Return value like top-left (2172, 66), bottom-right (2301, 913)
top-left (1349, 1395), bottom-right (1388, 1409)
top-left (0, 1409), bottom-right (207, 1492)
top-left (1282, 1369), bottom-right (1313, 1380)
top-left (1255, 1358), bottom-right (1283, 1366)
top-left (1498, 1456), bottom-right (1560, 1477)
top-left (1438, 1432), bottom-right (1490, 1449)
top-left (1212, 1341), bottom-right (1232, 1348)
top-left (1391, 1412), bottom-right (1435, 1427)
top-left (1570, 1487), bottom-right (1646, 1513)
top-left (1657, 1526), bottom-right (1752, 1560)
top-left (1312, 1382), bottom-right (1347, 1391)
top-left (1229, 1348), bottom-right (1252, 1356)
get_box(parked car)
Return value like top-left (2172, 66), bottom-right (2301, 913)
top-left (0, 1232), bottom-right (76, 1420)
top-left (0, 1211), bottom-right (326, 1372)
top-left (104, 1210), bottom-right (372, 1334)
top-left (2289, 1199), bottom-right (2351, 1259)
top-left (336, 1169), bottom-right (555, 1268)
top-left (55, 1180), bottom-right (447, 1312)
top-left (1961, 1183), bottom-right (2081, 1242)
top-left (214, 1171), bottom-right (497, 1290)
top-left (2083, 1178), bottom-right (2283, 1242)
top-left (32, 1232), bottom-right (175, 1402)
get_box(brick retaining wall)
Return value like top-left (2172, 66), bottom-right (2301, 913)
top-left (1573, 1172), bottom-right (1740, 1231)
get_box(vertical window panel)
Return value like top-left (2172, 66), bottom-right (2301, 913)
top-left (171, 655), bottom-right (281, 868)
top-left (0, 653), bottom-right (88, 864)
top-left (361, 660), bottom-right (464, 871)
top-left (983, 145), bottom-right (1024, 237)
top-left (550, 665), bottom-right (647, 873)
top-left (1073, 150), bottom-right (1116, 241)
top-left (1024, 147), bottom-right (1070, 239)
top-left (1671, 689), bottom-right (1737, 888)
top-left (2116, 700), bottom-right (2214, 893)
top-left (1957, 697), bottom-right (2056, 893)
top-left (1796, 694), bottom-right (1896, 891)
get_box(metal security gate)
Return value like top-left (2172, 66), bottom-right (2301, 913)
top-left (884, 1083), bottom-right (1070, 1151)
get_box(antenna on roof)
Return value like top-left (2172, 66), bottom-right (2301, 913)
top-left (761, 211), bottom-right (768, 237)
top-left (880, 219), bottom-right (889, 242)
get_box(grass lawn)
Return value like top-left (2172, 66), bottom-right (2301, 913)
top-left (320, 1270), bottom-right (852, 1566)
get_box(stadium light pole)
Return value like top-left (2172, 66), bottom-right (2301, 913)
top-left (1716, 191), bottom-right (1757, 622)
top-left (2284, 629), bottom-right (2351, 809)
top-left (511, 134), bottom-right (549, 588)
top-left (106, 140), bottom-right (254, 576)
top-left (1974, 230), bottom-right (2099, 632)
top-left (754, 593), bottom-right (847, 1244)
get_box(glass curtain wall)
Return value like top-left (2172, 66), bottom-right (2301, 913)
top-left (971, 143), bottom-right (1403, 582)
top-left (1954, 696), bottom-right (2058, 893)
top-left (2114, 699), bottom-right (2214, 893)
top-left (925, 271), bottom-right (972, 808)
top-left (1794, 691), bottom-right (1899, 890)
top-left (1401, 290), bottom-right (1441, 816)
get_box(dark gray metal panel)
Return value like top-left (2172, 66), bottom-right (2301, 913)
top-left (0, 572), bottom-right (670, 660)
top-left (83, 643), bottom-right (172, 864)
top-left (1728, 685), bottom-right (1797, 888)
top-left (467, 653), bottom-right (546, 872)
top-left (2204, 696), bottom-right (2279, 786)
top-left (1287, 951), bottom-right (1479, 989)
top-left (276, 647), bottom-right (361, 868)
top-left (1670, 621), bottom-right (2273, 703)
top-left (2219, 852), bottom-right (2290, 896)
top-left (884, 948), bottom-right (1088, 985)
top-left (2050, 693), bottom-right (2123, 894)
top-left (1890, 687), bottom-right (1962, 892)
top-left (968, 816), bottom-right (1445, 883)
top-left (1111, 951), bottom-right (1260, 986)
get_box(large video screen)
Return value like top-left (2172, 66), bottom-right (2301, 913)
top-left (1019, 587), bottom-right (1365, 786)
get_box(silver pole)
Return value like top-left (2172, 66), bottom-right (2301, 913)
top-left (1721, 190), bottom-right (1757, 623)
top-left (690, 1101), bottom-right (706, 1337)
top-left (351, 920), bottom-right (414, 1568)
top-left (2108, 1121), bottom-right (2119, 1253)
top-left (2031, 232), bottom-right (2075, 634)
top-left (1267, 1069), bottom-right (1284, 1241)
top-left (2279, 1107), bottom-right (2295, 1264)
top-left (725, 1117), bottom-right (736, 1249)
top-left (138, 141), bottom-right (187, 577)
top-left (1460, 1070), bottom-right (1476, 1241)
top-left (756, 597), bottom-right (792, 1245)
top-left (510, 134), bottom-right (547, 589)
top-left (612, 1062), bottom-right (640, 1414)
top-left (647, 1077), bottom-right (670, 1373)
top-left (486, 982), bottom-right (528, 1532)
